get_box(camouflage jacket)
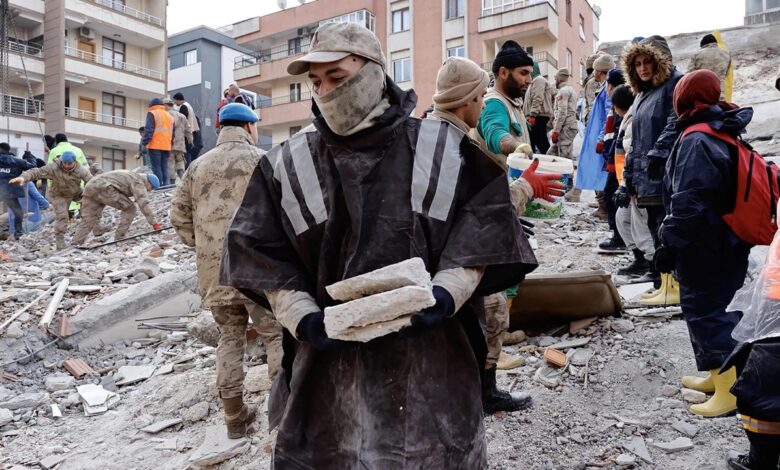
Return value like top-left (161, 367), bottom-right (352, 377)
top-left (22, 159), bottom-right (92, 199)
top-left (689, 44), bottom-right (731, 99)
top-left (83, 170), bottom-right (157, 225)
top-left (168, 109), bottom-right (193, 153)
top-left (553, 84), bottom-right (578, 133)
top-left (171, 126), bottom-right (265, 306)
top-left (523, 75), bottom-right (554, 118)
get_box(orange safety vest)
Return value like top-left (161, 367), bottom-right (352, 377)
top-left (147, 105), bottom-right (173, 151)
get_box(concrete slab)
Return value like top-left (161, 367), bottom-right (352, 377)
top-left (64, 271), bottom-right (200, 348)
top-left (326, 258), bottom-right (431, 301)
top-left (652, 437), bottom-right (694, 453)
top-left (140, 418), bottom-right (182, 434)
top-left (76, 384), bottom-right (119, 416)
top-left (618, 282), bottom-right (654, 302)
top-left (188, 425), bottom-right (249, 467)
top-left (115, 365), bottom-right (156, 386)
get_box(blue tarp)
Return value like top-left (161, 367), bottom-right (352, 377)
top-left (575, 85), bottom-right (610, 191)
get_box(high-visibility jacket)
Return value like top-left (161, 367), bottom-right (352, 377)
top-left (146, 105), bottom-right (173, 151)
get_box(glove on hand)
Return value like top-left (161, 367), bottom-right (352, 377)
top-left (595, 140), bottom-right (605, 154)
top-left (528, 116), bottom-right (537, 127)
top-left (152, 224), bottom-right (162, 231)
top-left (522, 159), bottom-right (566, 202)
top-left (410, 286), bottom-right (456, 330)
top-left (653, 246), bottom-right (676, 274)
top-left (296, 311), bottom-right (357, 351)
top-left (613, 186), bottom-right (630, 208)
top-left (551, 131), bottom-right (559, 143)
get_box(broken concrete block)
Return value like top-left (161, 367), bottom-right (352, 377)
top-left (188, 425), bottom-right (250, 467)
top-left (652, 437), bottom-right (694, 453)
top-left (0, 408), bottom-right (13, 427)
top-left (661, 385), bottom-right (679, 397)
top-left (141, 418), bottom-right (183, 434)
top-left (534, 365), bottom-right (563, 388)
top-left (616, 453), bottom-right (636, 467)
top-left (155, 437), bottom-right (178, 451)
top-left (672, 420), bottom-right (699, 438)
top-left (76, 384), bottom-right (119, 416)
top-left (50, 404), bottom-right (62, 419)
top-left (325, 258), bottom-right (431, 301)
top-left (624, 436), bottom-right (653, 464)
top-left (549, 337), bottom-right (591, 350)
top-left (0, 391), bottom-right (45, 411)
top-left (186, 311), bottom-right (219, 347)
top-left (324, 286), bottom-right (435, 341)
top-left (67, 285), bottom-right (102, 294)
top-left (182, 401), bottom-right (210, 423)
top-left (568, 348), bottom-right (594, 366)
top-left (331, 315), bottom-right (414, 343)
top-left (115, 365), bottom-right (156, 386)
top-left (681, 387), bottom-right (707, 404)
top-left (5, 322), bottom-right (24, 339)
top-left (245, 364), bottom-right (272, 393)
top-left (38, 454), bottom-right (67, 470)
top-left (45, 375), bottom-right (75, 392)
top-left (610, 319), bottom-right (635, 334)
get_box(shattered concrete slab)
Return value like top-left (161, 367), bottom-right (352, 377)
top-left (325, 257), bottom-right (431, 301)
top-left (0, 391), bottom-right (46, 411)
top-left (188, 425), bottom-right (250, 467)
top-left (115, 365), bottom-right (156, 386)
top-left (140, 418), bottom-right (182, 434)
top-left (624, 436), bottom-right (653, 464)
top-left (76, 384), bottom-right (119, 416)
top-left (324, 286), bottom-right (435, 341)
top-left (652, 437), bottom-right (694, 454)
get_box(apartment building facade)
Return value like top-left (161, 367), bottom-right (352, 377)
top-left (230, 0), bottom-right (599, 148)
top-left (745, 0), bottom-right (780, 24)
top-left (3, 0), bottom-right (166, 170)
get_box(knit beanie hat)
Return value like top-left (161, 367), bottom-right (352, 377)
top-left (555, 68), bottom-right (571, 82)
top-left (585, 53), bottom-right (600, 70)
top-left (700, 33), bottom-right (717, 47)
top-left (433, 57), bottom-right (490, 111)
top-left (593, 54), bottom-right (616, 72)
top-left (607, 68), bottom-right (625, 87)
top-left (492, 40), bottom-right (533, 75)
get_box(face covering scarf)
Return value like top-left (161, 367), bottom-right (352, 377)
top-left (313, 61), bottom-right (390, 136)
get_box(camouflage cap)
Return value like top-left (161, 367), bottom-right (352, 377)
top-left (287, 22), bottom-right (386, 75)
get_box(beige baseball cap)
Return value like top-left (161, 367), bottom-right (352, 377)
top-left (287, 22), bottom-right (386, 75)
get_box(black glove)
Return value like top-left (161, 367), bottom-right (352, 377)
top-left (613, 186), bottom-right (630, 208)
top-left (653, 245), bottom-right (676, 273)
top-left (647, 157), bottom-right (666, 181)
top-left (519, 217), bottom-right (535, 237)
top-left (296, 311), bottom-right (356, 351)
top-left (410, 286), bottom-right (456, 330)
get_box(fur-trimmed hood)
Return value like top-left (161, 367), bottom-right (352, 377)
top-left (621, 35), bottom-right (674, 93)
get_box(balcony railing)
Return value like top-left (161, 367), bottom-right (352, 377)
top-left (64, 45), bottom-right (164, 81)
top-left (234, 41), bottom-right (311, 70)
top-left (65, 107), bottom-right (143, 128)
top-left (83, 0), bottom-right (165, 27)
top-left (481, 0), bottom-right (556, 16)
top-left (482, 51), bottom-right (558, 72)
top-left (7, 40), bottom-right (43, 57)
top-left (257, 91), bottom-right (313, 109)
top-left (2, 95), bottom-right (44, 117)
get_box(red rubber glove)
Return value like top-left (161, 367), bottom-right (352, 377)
top-left (528, 116), bottom-right (537, 127)
top-left (551, 131), bottom-right (559, 143)
top-left (522, 159), bottom-right (567, 202)
top-left (595, 140), bottom-right (605, 153)
top-left (152, 224), bottom-right (162, 231)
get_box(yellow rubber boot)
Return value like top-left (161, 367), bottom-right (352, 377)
top-left (681, 372), bottom-right (715, 393)
top-left (690, 367), bottom-right (737, 417)
top-left (640, 274), bottom-right (681, 306)
top-left (640, 277), bottom-right (664, 300)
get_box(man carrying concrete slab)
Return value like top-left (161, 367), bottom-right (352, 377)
top-left (220, 22), bottom-right (536, 468)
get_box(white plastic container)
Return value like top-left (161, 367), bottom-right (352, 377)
top-left (507, 154), bottom-right (574, 219)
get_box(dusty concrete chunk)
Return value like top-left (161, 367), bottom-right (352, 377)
top-left (652, 437), bottom-right (694, 453)
top-left (141, 418), bottom-right (183, 434)
top-left (624, 436), bottom-right (653, 464)
top-left (182, 401), bottom-right (210, 423)
top-left (0, 392), bottom-right (45, 411)
top-left (115, 365), bottom-right (156, 386)
top-left (324, 286), bottom-right (435, 340)
top-left (0, 408), bottom-right (13, 427)
top-left (331, 315), bottom-right (414, 343)
top-left (45, 375), bottom-right (76, 393)
top-left (326, 258), bottom-right (431, 301)
top-left (186, 311), bottom-right (219, 347)
top-left (549, 337), bottom-right (590, 350)
top-left (672, 420), bottom-right (699, 437)
top-left (616, 453), bottom-right (636, 466)
top-left (67, 285), bottom-right (102, 294)
top-left (77, 384), bottom-right (119, 416)
top-left (188, 425), bottom-right (249, 467)
top-left (681, 387), bottom-right (707, 404)
top-left (38, 454), bottom-right (67, 470)
top-left (610, 319), bottom-right (635, 334)
top-left (245, 365), bottom-right (272, 393)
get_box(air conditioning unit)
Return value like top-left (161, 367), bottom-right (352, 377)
top-left (79, 27), bottom-right (95, 40)
top-left (297, 28), bottom-right (304, 36)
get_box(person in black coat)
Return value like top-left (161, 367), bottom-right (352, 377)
top-left (0, 143), bottom-right (38, 239)
top-left (656, 69), bottom-right (752, 419)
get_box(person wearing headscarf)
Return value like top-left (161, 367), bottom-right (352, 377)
top-left (657, 69), bottom-right (751, 420)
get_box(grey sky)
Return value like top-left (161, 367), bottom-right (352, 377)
top-left (167, 0), bottom-right (745, 44)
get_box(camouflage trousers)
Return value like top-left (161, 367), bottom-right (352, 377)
top-left (71, 187), bottom-right (133, 246)
top-left (211, 303), bottom-right (284, 399)
top-left (51, 196), bottom-right (73, 239)
top-left (484, 292), bottom-right (510, 369)
top-left (167, 151), bottom-right (187, 184)
top-left (549, 120), bottom-right (578, 162)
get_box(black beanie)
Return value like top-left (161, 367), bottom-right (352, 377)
top-left (55, 133), bottom-right (68, 144)
top-left (173, 92), bottom-right (185, 100)
top-left (700, 34), bottom-right (717, 47)
top-left (611, 84), bottom-right (635, 111)
top-left (492, 40), bottom-right (534, 75)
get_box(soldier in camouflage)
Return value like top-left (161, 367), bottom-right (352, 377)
top-left (70, 170), bottom-right (161, 246)
top-left (164, 98), bottom-right (192, 184)
top-left (171, 102), bottom-right (283, 440)
top-left (550, 67), bottom-right (578, 161)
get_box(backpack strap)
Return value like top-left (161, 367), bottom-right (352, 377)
top-left (681, 122), bottom-right (738, 146)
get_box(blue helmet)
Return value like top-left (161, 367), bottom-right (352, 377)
top-left (146, 173), bottom-right (160, 189)
top-left (61, 151), bottom-right (76, 164)
top-left (218, 103), bottom-right (258, 124)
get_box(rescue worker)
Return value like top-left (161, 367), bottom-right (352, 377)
top-left (10, 151), bottom-right (92, 250)
top-left (622, 35), bottom-right (684, 299)
top-left (48, 133), bottom-right (88, 216)
top-left (429, 57), bottom-right (563, 414)
top-left (581, 53), bottom-right (601, 125)
top-left (0, 143), bottom-right (38, 239)
top-left (142, 98), bottom-right (174, 186)
top-left (474, 40), bottom-right (534, 167)
top-left (171, 103), bottom-right (283, 439)
top-left (220, 23), bottom-right (536, 467)
top-left (657, 69), bottom-right (751, 418)
top-left (173, 92), bottom-right (200, 166)
top-left (550, 68), bottom-right (578, 161)
top-left (70, 170), bottom-right (161, 246)
top-left (689, 34), bottom-right (732, 101)
top-left (164, 98), bottom-right (192, 184)
top-left (523, 62), bottom-right (554, 154)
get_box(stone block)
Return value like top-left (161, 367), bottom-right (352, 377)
top-left (186, 311), bottom-right (219, 347)
top-left (0, 392), bottom-right (46, 411)
top-left (45, 375), bottom-right (75, 392)
top-left (188, 425), bottom-right (249, 467)
top-left (326, 258), bottom-right (431, 301)
top-left (0, 408), bottom-right (13, 427)
top-left (324, 286), bottom-right (435, 341)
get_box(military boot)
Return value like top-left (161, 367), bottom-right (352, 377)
top-left (222, 396), bottom-right (256, 439)
top-left (482, 367), bottom-right (532, 414)
top-left (55, 235), bottom-right (66, 251)
top-left (564, 187), bottom-right (581, 202)
top-left (618, 249), bottom-right (651, 276)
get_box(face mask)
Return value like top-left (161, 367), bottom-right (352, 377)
top-left (313, 61), bottom-right (387, 136)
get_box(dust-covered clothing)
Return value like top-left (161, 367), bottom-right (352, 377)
top-left (551, 83), bottom-right (578, 159)
top-left (523, 75), bottom-right (554, 118)
top-left (168, 109), bottom-right (193, 153)
top-left (22, 159), bottom-right (92, 200)
top-left (71, 170), bottom-right (157, 244)
top-left (582, 75), bottom-right (600, 124)
top-left (474, 88), bottom-right (530, 169)
top-left (220, 79), bottom-right (537, 469)
top-left (688, 43), bottom-right (731, 101)
top-left (484, 292), bottom-right (509, 368)
top-left (167, 150), bottom-right (187, 182)
top-left (171, 126), bottom-right (265, 308)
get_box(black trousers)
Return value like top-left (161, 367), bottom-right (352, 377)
top-left (530, 116), bottom-right (551, 155)
top-left (746, 430), bottom-right (780, 469)
top-left (604, 172), bottom-right (620, 235)
top-left (3, 196), bottom-right (24, 236)
top-left (644, 205), bottom-right (666, 249)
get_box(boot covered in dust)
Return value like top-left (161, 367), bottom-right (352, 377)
top-left (55, 234), bottom-right (66, 251)
top-left (482, 367), bottom-right (532, 414)
top-left (564, 187), bottom-right (581, 202)
top-left (222, 395), bottom-right (256, 439)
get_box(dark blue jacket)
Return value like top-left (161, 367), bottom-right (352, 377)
top-left (660, 106), bottom-right (753, 284)
top-left (0, 151), bottom-right (38, 199)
